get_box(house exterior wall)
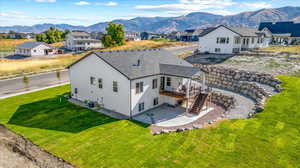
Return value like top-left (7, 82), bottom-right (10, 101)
top-left (199, 26), bottom-right (241, 54)
top-left (15, 44), bottom-right (53, 56)
top-left (66, 34), bottom-right (103, 51)
top-left (199, 26), bottom-right (270, 54)
top-left (130, 75), bottom-right (189, 116)
top-left (69, 53), bottom-right (131, 116)
top-left (130, 75), bottom-right (162, 116)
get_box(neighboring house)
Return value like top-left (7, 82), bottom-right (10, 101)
top-left (140, 32), bottom-right (163, 40)
top-left (65, 31), bottom-right (103, 51)
top-left (68, 49), bottom-right (204, 118)
top-left (180, 29), bottom-right (204, 42)
top-left (15, 42), bottom-right (56, 56)
top-left (198, 25), bottom-right (271, 54)
top-left (125, 32), bottom-right (141, 41)
top-left (258, 21), bottom-right (300, 45)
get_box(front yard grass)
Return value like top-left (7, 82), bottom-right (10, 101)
top-left (0, 76), bottom-right (300, 168)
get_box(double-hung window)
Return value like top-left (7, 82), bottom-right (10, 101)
top-left (135, 82), bottom-right (144, 94)
top-left (90, 77), bottom-right (95, 85)
top-left (166, 77), bottom-right (171, 87)
top-left (138, 102), bottom-right (145, 112)
top-left (98, 78), bottom-right (103, 89)
top-left (153, 98), bottom-right (159, 106)
top-left (113, 81), bottom-right (118, 92)
top-left (152, 79), bottom-right (158, 89)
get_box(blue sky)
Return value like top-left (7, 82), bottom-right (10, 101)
top-left (0, 0), bottom-right (299, 26)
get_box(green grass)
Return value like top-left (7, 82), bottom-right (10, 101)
top-left (1, 77), bottom-right (300, 168)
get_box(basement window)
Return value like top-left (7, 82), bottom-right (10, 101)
top-left (138, 102), bottom-right (145, 112)
top-left (153, 98), bottom-right (159, 106)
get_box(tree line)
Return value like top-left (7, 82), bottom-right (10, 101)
top-left (36, 27), bottom-right (69, 44)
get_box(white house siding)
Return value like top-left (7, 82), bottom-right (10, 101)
top-left (69, 54), bottom-right (131, 116)
top-left (199, 26), bottom-right (241, 54)
top-left (130, 75), bottom-right (162, 116)
top-left (30, 45), bottom-right (53, 56)
top-left (130, 75), bottom-right (190, 116)
top-left (15, 48), bottom-right (31, 56)
top-left (66, 34), bottom-right (103, 51)
top-left (15, 44), bottom-right (53, 56)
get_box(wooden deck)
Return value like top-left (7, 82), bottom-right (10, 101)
top-left (159, 90), bottom-right (186, 99)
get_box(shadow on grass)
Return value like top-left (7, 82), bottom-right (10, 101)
top-left (8, 96), bottom-right (119, 133)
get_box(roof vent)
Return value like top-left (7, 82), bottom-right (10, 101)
top-left (133, 59), bottom-right (141, 67)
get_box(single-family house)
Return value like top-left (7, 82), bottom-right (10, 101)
top-left (125, 32), bottom-right (141, 41)
top-left (198, 25), bottom-right (272, 54)
top-left (15, 41), bottom-right (56, 56)
top-left (68, 49), bottom-right (207, 118)
top-left (180, 29), bottom-right (204, 42)
top-left (258, 21), bottom-right (300, 45)
top-left (66, 31), bottom-right (103, 51)
top-left (140, 32), bottom-right (163, 40)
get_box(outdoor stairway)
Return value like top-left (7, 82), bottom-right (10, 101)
top-left (189, 93), bottom-right (209, 114)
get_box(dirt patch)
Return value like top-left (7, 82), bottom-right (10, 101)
top-left (0, 124), bottom-right (74, 168)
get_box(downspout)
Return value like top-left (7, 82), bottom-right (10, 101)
top-left (129, 80), bottom-right (132, 119)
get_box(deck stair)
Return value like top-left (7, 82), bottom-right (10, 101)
top-left (189, 93), bottom-right (209, 114)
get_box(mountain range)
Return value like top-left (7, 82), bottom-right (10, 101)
top-left (1, 6), bottom-right (300, 33)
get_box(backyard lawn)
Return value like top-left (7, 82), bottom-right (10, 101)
top-left (0, 76), bottom-right (299, 168)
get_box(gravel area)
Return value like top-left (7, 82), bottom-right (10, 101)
top-left (221, 54), bottom-right (300, 75)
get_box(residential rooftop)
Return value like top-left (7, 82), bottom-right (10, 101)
top-left (69, 49), bottom-right (202, 80)
top-left (258, 21), bottom-right (300, 37)
top-left (16, 41), bottom-right (52, 49)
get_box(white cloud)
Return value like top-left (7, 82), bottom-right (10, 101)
top-left (0, 13), bottom-right (9, 17)
top-left (242, 2), bottom-right (272, 10)
top-left (35, 0), bottom-right (56, 3)
top-left (11, 11), bottom-right (24, 14)
top-left (135, 0), bottom-right (236, 15)
top-left (106, 1), bottom-right (117, 6)
top-left (96, 1), bottom-right (118, 6)
top-left (74, 1), bottom-right (90, 5)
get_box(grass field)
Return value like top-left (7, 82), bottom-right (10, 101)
top-left (0, 40), bottom-right (192, 77)
top-left (0, 39), bottom-right (34, 52)
top-left (0, 52), bottom-right (88, 77)
top-left (260, 45), bottom-right (300, 54)
top-left (0, 76), bottom-right (299, 168)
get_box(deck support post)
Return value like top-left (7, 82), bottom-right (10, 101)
top-left (186, 78), bottom-right (191, 113)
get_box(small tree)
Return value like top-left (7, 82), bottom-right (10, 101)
top-left (23, 75), bottom-right (29, 89)
top-left (102, 22), bottom-right (125, 48)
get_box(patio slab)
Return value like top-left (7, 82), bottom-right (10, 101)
top-left (133, 104), bottom-right (214, 127)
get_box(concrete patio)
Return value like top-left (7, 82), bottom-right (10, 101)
top-left (133, 104), bottom-right (214, 127)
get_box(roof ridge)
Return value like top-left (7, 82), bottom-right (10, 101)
top-left (96, 48), bottom-right (162, 54)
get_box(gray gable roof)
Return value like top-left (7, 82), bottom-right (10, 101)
top-left (70, 31), bottom-right (90, 37)
top-left (17, 42), bottom-right (52, 49)
top-left (159, 64), bottom-right (201, 78)
top-left (199, 25), bottom-right (262, 37)
top-left (227, 27), bottom-right (260, 37)
top-left (70, 49), bottom-right (202, 80)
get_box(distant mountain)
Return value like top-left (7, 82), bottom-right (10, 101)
top-left (1, 6), bottom-right (299, 33)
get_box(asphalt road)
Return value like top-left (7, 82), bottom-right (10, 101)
top-left (0, 70), bottom-right (69, 98)
top-left (0, 44), bottom-right (198, 99)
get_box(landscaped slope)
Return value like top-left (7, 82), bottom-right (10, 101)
top-left (0, 76), bottom-right (300, 168)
